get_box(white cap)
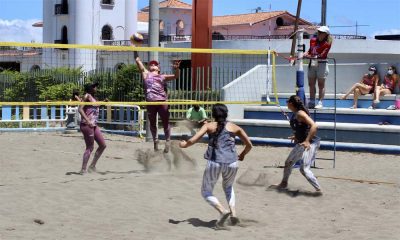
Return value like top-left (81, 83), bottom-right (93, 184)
top-left (317, 26), bottom-right (330, 34)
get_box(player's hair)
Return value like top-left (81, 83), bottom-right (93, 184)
top-left (287, 95), bottom-right (310, 116)
top-left (211, 103), bottom-right (228, 147)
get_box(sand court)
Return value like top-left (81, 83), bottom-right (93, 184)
top-left (0, 132), bottom-right (399, 240)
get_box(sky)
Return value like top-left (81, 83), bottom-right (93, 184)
top-left (0, 0), bottom-right (399, 42)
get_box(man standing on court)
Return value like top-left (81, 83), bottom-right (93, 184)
top-left (304, 26), bottom-right (332, 109)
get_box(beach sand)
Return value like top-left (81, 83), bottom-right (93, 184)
top-left (0, 132), bottom-right (399, 240)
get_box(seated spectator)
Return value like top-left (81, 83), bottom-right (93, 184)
top-left (184, 104), bottom-right (208, 135)
top-left (371, 65), bottom-right (398, 109)
top-left (341, 66), bottom-right (379, 109)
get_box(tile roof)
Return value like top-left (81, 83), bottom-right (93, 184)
top-left (138, 10), bottom-right (313, 28)
top-left (276, 25), bottom-right (318, 31)
top-left (141, 0), bottom-right (192, 12)
top-left (138, 12), bottom-right (149, 22)
top-left (213, 11), bottom-right (312, 26)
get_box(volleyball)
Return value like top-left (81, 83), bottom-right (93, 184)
top-left (130, 33), bottom-right (144, 44)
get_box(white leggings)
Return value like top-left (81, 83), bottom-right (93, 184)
top-left (282, 141), bottom-right (321, 190)
top-left (201, 160), bottom-right (238, 208)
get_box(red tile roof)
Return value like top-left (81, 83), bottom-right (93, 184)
top-left (138, 9), bottom-right (313, 29)
top-left (138, 12), bottom-right (149, 22)
top-left (141, 0), bottom-right (192, 12)
top-left (213, 11), bottom-right (312, 27)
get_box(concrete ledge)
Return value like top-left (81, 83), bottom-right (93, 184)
top-left (244, 106), bottom-right (400, 116)
top-left (249, 137), bottom-right (400, 154)
top-left (232, 119), bottom-right (400, 133)
top-left (0, 127), bottom-right (66, 132)
top-left (272, 93), bottom-right (397, 100)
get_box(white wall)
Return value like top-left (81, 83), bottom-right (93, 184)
top-left (160, 8), bottom-right (192, 36)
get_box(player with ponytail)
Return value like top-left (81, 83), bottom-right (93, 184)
top-left (273, 95), bottom-right (322, 193)
top-left (180, 103), bottom-right (252, 228)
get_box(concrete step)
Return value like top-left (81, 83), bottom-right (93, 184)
top-left (232, 119), bottom-right (400, 146)
top-left (243, 106), bottom-right (400, 125)
top-left (263, 93), bottom-right (397, 109)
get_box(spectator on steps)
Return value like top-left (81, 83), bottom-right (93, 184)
top-left (370, 65), bottom-right (398, 109)
top-left (340, 65), bottom-right (379, 109)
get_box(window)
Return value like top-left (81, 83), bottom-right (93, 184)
top-left (61, 26), bottom-right (68, 44)
top-left (101, 0), bottom-right (114, 5)
top-left (101, 25), bottom-right (113, 40)
top-left (55, 0), bottom-right (68, 15)
top-left (176, 20), bottom-right (184, 36)
top-left (276, 17), bottom-right (284, 26)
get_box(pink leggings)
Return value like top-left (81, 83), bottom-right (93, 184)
top-left (80, 124), bottom-right (106, 170)
top-left (147, 104), bottom-right (171, 142)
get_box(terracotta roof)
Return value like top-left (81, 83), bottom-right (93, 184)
top-left (213, 11), bottom-right (312, 27)
top-left (32, 21), bottom-right (43, 27)
top-left (276, 25), bottom-right (318, 31)
top-left (141, 0), bottom-right (192, 12)
top-left (138, 12), bottom-right (149, 22)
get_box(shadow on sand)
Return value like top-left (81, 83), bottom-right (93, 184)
top-left (267, 185), bottom-right (323, 198)
top-left (168, 218), bottom-right (217, 229)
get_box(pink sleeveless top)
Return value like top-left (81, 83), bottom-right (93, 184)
top-left (362, 74), bottom-right (376, 87)
top-left (80, 94), bottom-right (99, 126)
top-left (383, 75), bottom-right (395, 92)
top-left (144, 72), bottom-right (167, 101)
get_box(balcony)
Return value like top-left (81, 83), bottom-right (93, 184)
top-left (55, 4), bottom-right (68, 15)
top-left (100, 0), bottom-right (115, 8)
top-left (54, 40), bottom-right (68, 50)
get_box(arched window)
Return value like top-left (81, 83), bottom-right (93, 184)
top-left (176, 20), bottom-right (184, 36)
top-left (276, 17), bottom-right (284, 26)
top-left (61, 26), bottom-right (68, 44)
top-left (159, 20), bottom-right (165, 34)
top-left (101, 25), bottom-right (113, 40)
top-left (30, 65), bottom-right (41, 72)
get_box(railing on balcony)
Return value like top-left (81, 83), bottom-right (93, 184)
top-left (102, 33), bottom-right (366, 46)
top-left (54, 40), bottom-right (68, 50)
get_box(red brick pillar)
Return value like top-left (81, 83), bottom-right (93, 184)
top-left (191, 0), bottom-right (213, 91)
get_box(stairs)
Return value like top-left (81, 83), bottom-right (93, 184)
top-left (231, 93), bottom-right (400, 154)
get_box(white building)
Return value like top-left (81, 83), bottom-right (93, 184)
top-left (42, 0), bottom-right (137, 71)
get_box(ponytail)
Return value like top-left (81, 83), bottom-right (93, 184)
top-left (211, 104), bottom-right (228, 148)
top-left (288, 95), bottom-right (310, 116)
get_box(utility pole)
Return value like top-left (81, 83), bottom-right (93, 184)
top-left (146, 0), bottom-right (159, 142)
top-left (321, 0), bottom-right (327, 26)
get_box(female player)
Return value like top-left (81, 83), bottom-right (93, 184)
top-left (78, 82), bottom-right (106, 174)
top-left (132, 47), bottom-right (180, 153)
top-left (179, 104), bottom-right (253, 228)
top-left (274, 95), bottom-right (322, 193)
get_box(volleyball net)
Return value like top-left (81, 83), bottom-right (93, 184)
top-left (0, 42), bottom-right (278, 125)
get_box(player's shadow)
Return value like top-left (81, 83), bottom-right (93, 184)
top-left (65, 170), bottom-right (144, 176)
top-left (168, 218), bottom-right (217, 229)
top-left (267, 185), bottom-right (323, 198)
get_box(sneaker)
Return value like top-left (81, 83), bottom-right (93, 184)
top-left (386, 105), bottom-right (396, 110)
top-left (373, 99), bottom-right (380, 104)
top-left (349, 105), bottom-right (357, 109)
top-left (367, 106), bottom-right (375, 110)
top-left (230, 217), bottom-right (241, 226)
top-left (308, 102), bottom-right (315, 109)
top-left (216, 211), bottom-right (231, 228)
top-left (315, 101), bottom-right (323, 109)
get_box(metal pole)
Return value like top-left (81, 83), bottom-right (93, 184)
top-left (321, 0), bottom-right (327, 26)
top-left (146, 0), bottom-right (159, 142)
top-left (296, 29), bottom-right (306, 104)
top-left (290, 0), bottom-right (302, 60)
